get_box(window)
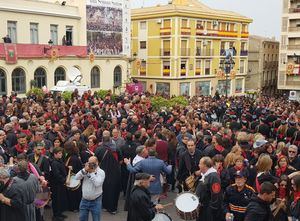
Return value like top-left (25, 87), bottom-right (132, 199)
top-left (196, 41), bottom-right (202, 56)
top-left (7, 21), bottom-right (17, 43)
top-left (12, 68), bottom-right (26, 93)
top-left (196, 20), bottom-right (203, 29)
top-left (195, 60), bottom-right (201, 75)
top-left (156, 83), bottom-right (170, 96)
top-left (240, 60), bottom-right (245, 73)
top-left (50, 25), bottom-right (58, 45)
top-left (0, 69), bottom-right (6, 95)
top-left (163, 19), bottom-right (171, 28)
top-left (65, 26), bottom-right (73, 46)
top-left (54, 67), bottom-right (66, 85)
top-left (181, 40), bottom-right (188, 56)
top-left (181, 19), bottom-right (188, 27)
top-left (235, 79), bottom-right (243, 93)
top-left (163, 61), bottom-right (170, 76)
top-left (195, 81), bottom-right (210, 96)
top-left (140, 41), bottom-right (146, 49)
top-left (205, 60), bottom-right (211, 75)
top-left (180, 82), bottom-right (190, 96)
top-left (140, 21), bottom-right (146, 30)
top-left (34, 68), bottom-right (46, 88)
top-left (181, 60), bottom-right (187, 76)
top-left (163, 40), bottom-right (171, 56)
top-left (91, 66), bottom-right (100, 88)
top-left (217, 80), bottom-right (231, 96)
top-left (114, 66), bottom-right (122, 87)
top-left (30, 23), bottom-right (39, 44)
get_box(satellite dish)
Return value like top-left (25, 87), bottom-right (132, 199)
top-left (67, 67), bottom-right (81, 83)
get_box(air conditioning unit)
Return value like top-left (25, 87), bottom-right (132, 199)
top-left (213, 21), bottom-right (219, 26)
top-left (157, 19), bottom-right (162, 24)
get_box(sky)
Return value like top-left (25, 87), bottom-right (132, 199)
top-left (131, 0), bottom-right (282, 40)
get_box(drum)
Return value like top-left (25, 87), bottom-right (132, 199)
top-left (66, 174), bottom-right (81, 191)
top-left (34, 186), bottom-right (51, 208)
top-left (152, 212), bottom-right (172, 221)
top-left (175, 192), bottom-right (200, 220)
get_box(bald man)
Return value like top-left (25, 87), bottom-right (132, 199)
top-left (76, 156), bottom-right (105, 221)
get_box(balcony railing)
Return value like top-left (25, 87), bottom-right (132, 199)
top-left (196, 28), bottom-right (218, 37)
top-left (180, 48), bottom-right (190, 56)
top-left (218, 30), bottom-right (238, 38)
top-left (289, 8), bottom-right (300, 13)
top-left (181, 27), bottom-right (191, 35)
top-left (220, 49), bottom-right (237, 56)
top-left (160, 49), bottom-right (171, 56)
top-left (140, 68), bottom-right (146, 76)
top-left (289, 26), bottom-right (300, 32)
top-left (288, 44), bottom-right (300, 50)
top-left (195, 68), bottom-right (201, 75)
top-left (241, 32), bottom-right (249, 38)
top-left (160, 27), bottom-right (172, 36)
top-left (196, 49), bottom-right (214, 56)
top-left (240, 50), bottom-right (248, 56)
top-left (163, 69), bottom-right (170, 76)
top-left (180, 69), bottom-right (186, 76)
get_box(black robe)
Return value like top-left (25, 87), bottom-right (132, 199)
top-left (95, 142), bottom-right (121, 212)
top-left (65, 154), bottom-right (82, 211)
top-left (0, 179), bottom-right (24, 221)
top-left (127, 185), bottom-right (156, 221)
top-left (49, 158), bottom-right (68, 216)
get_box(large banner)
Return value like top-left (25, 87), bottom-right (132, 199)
top-left (86, 0), bottom-right (130, 56)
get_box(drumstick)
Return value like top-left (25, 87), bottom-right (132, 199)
top-left (162, 203), bottom-right (173, 208)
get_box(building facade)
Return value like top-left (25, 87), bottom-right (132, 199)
top-left (247, 35), bottom-right (279, 96)
top-left (0, 0), bottom-right (130, 96)
top-left (131, 0), bottom-right (252, 97)
top-left (279, 0), bottom-right (300, 99)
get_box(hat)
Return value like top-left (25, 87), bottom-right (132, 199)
top-left (35, 142), bottom-right (45, 148)
top-left (253, 139), bottom-right (268, 149)
top-left (135, 173), bottom-right (151, 181)
top-left (234, 170), bottom-right (247, 178)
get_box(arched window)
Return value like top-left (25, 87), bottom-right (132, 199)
top-left (91, 66), bottom-right (100, 88)
top-left (54, 67), bottom-right (66, 85)
top-left (34, 67), bottom-right (47, 88)
top-left (12, 68), bottom-right (26, 93)
top-left (0, 69), bottom-right (6, 95)
top-left (113, 66), bottom-right (122, 87)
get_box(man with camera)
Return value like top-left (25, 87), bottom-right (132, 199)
top-left (75, 156), bottom-right (105, 221)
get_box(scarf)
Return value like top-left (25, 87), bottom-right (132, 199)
top-left (234, 165), bottom-right (244, 171)
top-left (278, 186), bottom-right (286, 199)
top-left (217, 165), bottom-right (223, 176)
top-left (15, 143), bottom-right (28, 154)
top-left (215, 144), bottom-right (225, 153)
top-left (293, 191), bottom-right (300, 204)
top-left (276, 165), bottom-right (287, 177)
top-left (200, 167), bottom-right (217, 182)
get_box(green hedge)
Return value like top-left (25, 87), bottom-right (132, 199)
top-left (150, 96), bottom-right (188, 110)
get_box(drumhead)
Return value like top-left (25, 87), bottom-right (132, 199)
top-left (152, 213), bottom-right (172, 221)
top-left (175, 192), bottom-right (199, 212)
top-left (69, 175), bottom-right (80, 188)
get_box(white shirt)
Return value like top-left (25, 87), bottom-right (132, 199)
top-left (132, 155), bottom-right (144, 166)
top-left (200, 167), bottom-right (217, 182)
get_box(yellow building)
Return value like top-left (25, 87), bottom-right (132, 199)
top-left (131, 0), bottom-right (252, 96)
top-left (0, 0), bottom-right (130, 96)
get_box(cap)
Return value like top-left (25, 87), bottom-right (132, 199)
top-left (135, 173), bottom-right (151, 181)
top-left (253, 139), bottom-right (268, 149)
top-left (234, 170), bottom-right (247, 178)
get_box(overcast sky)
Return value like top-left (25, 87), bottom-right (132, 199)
top-left (131, 0), bottom-right (282, 40)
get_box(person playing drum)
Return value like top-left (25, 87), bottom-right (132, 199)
top-left (196, 157), bottom-right (223, 221)
top-left (127, 172), bottom-right (164, 221)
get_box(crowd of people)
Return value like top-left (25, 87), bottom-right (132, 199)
top-left (0, 89), bottom-right (299, 221)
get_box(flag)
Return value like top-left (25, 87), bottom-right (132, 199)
top-left (4, 43), bottom-right (18, 64)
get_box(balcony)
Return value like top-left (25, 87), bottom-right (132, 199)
top-left (240, 50), bottom-right (248, 56)
top-left (197, 49), bottom-right (214, 57)
top-left (218, 30), bottom-right (238, 38)
top-left (180, 69), bottom-right (187, 76)
top-left (287, 44), bottom-right (300, 50)
top-left (180, 48), bottom-right (190, 56)
top-left (160, 27), bottom-right (172, 36)
top-left (0, 43), bottom-right (87, 60)
top-left (289, 8), bottom-right (300, 13)
top-left (140, 68), bottom-right (146, 76)
top-left (196, 28), bottom-right (218, 37)
top-left (220, 49), bottom-right (236, 56)
top-left (241, 32), bottom-right (249, 38)
top-left (160, 49), bottom-right (171, 56)
top-left (181, 27), bottom-right (191, 36)
top-left (163, 69), bottom-right (170, 76)
top-left (289, 26), bottom-right (300, 32)
top-left (195, 68), bottom-right (201, 75)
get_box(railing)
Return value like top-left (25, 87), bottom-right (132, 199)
top-left (140, 68), bottom-right (146, 76)
top-left (241, 32), bottom-right (249, 38)
top-left (163, 69), bottom-right (170, 76)
top-left (218, 30), bottom-right (238, 38)
top-left (160, 27), bottom-right (172, 36)
top-left (289, 26), bottom-right (300, 32)
top-left (180, 48), bottom-right (190, 56)
top-left (180, 69), bottom-right (187, 76)
top-left (289, 8), bottom-right (300, 13)
top-left (198, 49), bottom-right (214, 56)
top-left (220, 49), bottom-right (237, 56)
top-left (240, 50), bottom-right (248, 56)
top-left (160, 49), bottom-right (171, 56)
top-left (181, 27), bottom-right (191, 35)
top-left (196, 28), bottom-right (218, 36)
top-left (287, 44), bottom-right (300, 49)
top-left (195, 68), bottom-right (201, 75)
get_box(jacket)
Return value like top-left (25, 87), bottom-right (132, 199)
top-left (244, 194), bottom-right (274, 221)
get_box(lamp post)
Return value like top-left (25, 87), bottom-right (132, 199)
top-left (219, 48), bottom-right (235, 97)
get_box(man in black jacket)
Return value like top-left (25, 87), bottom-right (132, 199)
top-left (244, 181), bottom-right (276, 221)
top-left (127, 173), bottom-right (163, 221)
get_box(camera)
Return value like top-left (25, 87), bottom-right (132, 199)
top-left (88, 162), bottom-right (96, 170)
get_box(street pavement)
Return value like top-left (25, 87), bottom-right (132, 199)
top-left (45, 191), bottom-right (180, 221)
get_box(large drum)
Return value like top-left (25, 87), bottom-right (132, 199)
top-left (34, 186), bottom-right (51, 208)
top-left (175, 192), bottom-right (201, 220)
top-left (152, 212), bottom-right (172, 221)
top-left (66, 174), bottom-right (81, 191)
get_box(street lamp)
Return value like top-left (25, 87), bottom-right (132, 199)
top-left (219, 48), bottom-right (235, 97)
top-left (292, 53), bottom-right (300, 64)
